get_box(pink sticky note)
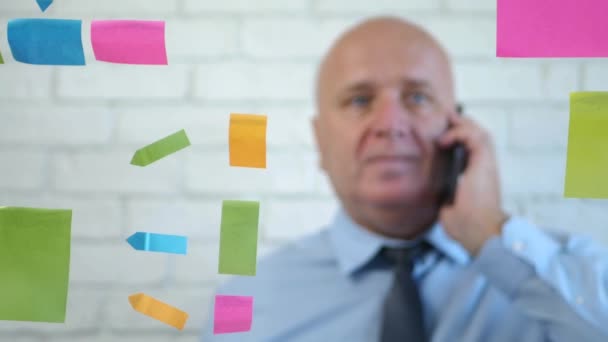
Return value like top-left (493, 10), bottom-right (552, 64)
top-left (497, 0), bottom-right (608, 57)
top-left (91, 20), bottom-right (168, 65)
top-left (213, 295), bottom-right (253, 334)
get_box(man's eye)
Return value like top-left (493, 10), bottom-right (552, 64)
top-left (408, 92), bottom-right (429, 105)
top-left (350, 95), bottom-right (371, 107)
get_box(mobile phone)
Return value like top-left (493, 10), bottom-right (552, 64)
top-left (436, 104), bottom-right (468, 206)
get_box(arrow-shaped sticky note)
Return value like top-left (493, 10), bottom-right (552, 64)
top-left (36, 0), bottom-right (53, 12)
top-left (126, 232), bottom-right (188, 255)
top-left (129, 293), bottom-right (189, 330)
top-left (130, 129), bottom-right (191, 167)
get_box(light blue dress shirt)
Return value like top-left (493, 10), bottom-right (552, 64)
top-left (202, 209), bottom-right (608, 341)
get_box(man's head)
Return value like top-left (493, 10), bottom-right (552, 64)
top-left (313, 16), bottom-right (456, 239)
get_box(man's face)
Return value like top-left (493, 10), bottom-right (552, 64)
top-left (315, 27), bottom-right (455, 212)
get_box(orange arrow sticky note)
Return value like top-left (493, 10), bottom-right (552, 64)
top-left (229, 113), bottom-right (267, 168)
top-left (128, 293), bottom-right (189, 330)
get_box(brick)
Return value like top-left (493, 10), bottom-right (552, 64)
top-left (0, 194), bottom-right (121, 239)
top-left (0, 151), bottom-right (46, 190)
top-left (315, 0), bottom-right (440, 12)
top-left (460, 105), bottom-right (509, 149)
top-left (542, 63), bottom-right (580, 101)
top-left (184, 0), bottom-right (308, 13)
top-left (0, 65), bottom-right (52, 100)
top-left (264, 198), bottom-right (337, 241)
top-left (420, 17), bottom-right (496, 58)
top-left (509, 105), bottom-right (569, 151)
top-left (242, 18), bottom-right (355, 58)
top-left (583, 63), bottom-right (608, 90)
top-left (184, 149), bottom-right (319, 194)
top-left (498, 152), bottom-right (566, 196)
top-left (454, 62), bottom-right (543, 101)
top-left (166, 19), bottom-right (239, 60)
top-left (445, 0), bottom-right (496, 11)
top-left (126, 199), bottom-right (222, 240)
top-left (0, 105), bottom-right (112, 146)
top-left (70, 242), bottom-right (166, 284)
top-left (194, 62), bottom-right (315, 101)
top-left (57, 65), bottom-right (188, 100)
top-left (52, 150), bottom-right (180, 194)
top-left (8, 0), bottom-right (179, 15)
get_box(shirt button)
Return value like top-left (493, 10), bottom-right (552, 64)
top-left (512, 241), bottom-right (525, 252)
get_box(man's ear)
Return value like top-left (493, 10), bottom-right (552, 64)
top-left (312, 115), bottom-right (327, 171)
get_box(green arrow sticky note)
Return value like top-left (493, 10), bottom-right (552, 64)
top-left (218, 200), bottom-right (259, 276)
top-left (0, 207), bottom-right (72, 323)
top-left (131, 129), bottom-right (191, 167)
top-left (565, 92), bottom-right (608, 198)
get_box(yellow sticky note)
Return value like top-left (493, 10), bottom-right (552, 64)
top-left (128, 293), bottom-right (189, 330)
top-left (229, 113), bottom-right (267, 168)
top-left (565, 92), bottom-right (608, 198)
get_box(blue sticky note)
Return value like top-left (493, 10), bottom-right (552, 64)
top-left (8, 19), bottom-right (85, 66)
top-left (36, 0), bottom-right (53, 11)
top-left (126, 232), bottom-right (188, 255)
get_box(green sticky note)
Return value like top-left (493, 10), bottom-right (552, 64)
top-left (0, 207), bottom-right (72, 323)
top-left (218, 200), bottom-right (259, 276)
top-left (131, 129), bottom-right (191, 167)
top-left (565, 92), bottom-right (608, 198)
top-left (0, 49), bottom-right (4, 64)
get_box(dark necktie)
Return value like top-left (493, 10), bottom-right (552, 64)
top-left (380, 244), bottom-right (429, 342)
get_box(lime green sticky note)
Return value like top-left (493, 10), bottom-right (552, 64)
top-left (218, 200), bottom-right (259, 276)
top-left (130, 129), bottom-right (191, 167)
top-left (0, 207), bottom-right (72, 323)
top-left (565, 92), bottom-right (608, 198)
top-left (0, 49), bottom-right (4, 64)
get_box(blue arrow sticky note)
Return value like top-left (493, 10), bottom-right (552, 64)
top-left (36, 0), bottom-right (53, 11)
top-left (126, 232), bottom-right (188, 255)
top-left (8, 19), bottom-right (85, 66)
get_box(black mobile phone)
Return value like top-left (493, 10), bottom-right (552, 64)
top-left (436, 104), bottom-right (468, 206)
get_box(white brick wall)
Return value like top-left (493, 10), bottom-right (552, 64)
top-left (1, 1), bottom-right (608, 341)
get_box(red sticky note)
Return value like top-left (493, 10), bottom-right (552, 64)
top-left (213, 295), bottom-right (253, 334)
top-left (91, 20), bottom-right (168, 65)
top-left (497, 0), bottom-right (608, 57)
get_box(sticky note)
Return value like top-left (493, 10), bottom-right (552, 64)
top-left (0, 207), bottom-right (72, 323)
top-left (130, 129), bottom-right (191, 167)
top-left (36, 0), bottom-right (53, 11)
top-left (218, 200), bottom-right (259, 276)
top-left (229, 114), bottom-right (267, 168)
top-left (213, 295), bottom-right (254, 334)
top-left (129, 293), bottom-right (189, 330)
top-left (7, 19), bottom-right (85, 66)
top-left (0, 49), bottom-right (4, 64)
top-left (126, 232), bottom-right (188, 255)
top-left (91, 20), bottom-right (168, 65)
top-left (497, 0), bottom-right (608, 57)
top-left (564, 92), bottom-right (608, 198)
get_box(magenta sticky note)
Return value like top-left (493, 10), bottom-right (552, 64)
top-left (497, 0), bottom-right (608, 57)
top-left (91, 20), bottom-right (168, 65)
top-left (213, 295), bottom-right (253, 334)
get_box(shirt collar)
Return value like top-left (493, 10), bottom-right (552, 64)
top-left (328, 208), bottom-right (470, 277)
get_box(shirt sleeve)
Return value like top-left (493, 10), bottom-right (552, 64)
top-left (474, 216), bottom-right (608, 341)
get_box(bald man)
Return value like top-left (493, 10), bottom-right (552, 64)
top-left (202, 17), bottom-right (608, 341)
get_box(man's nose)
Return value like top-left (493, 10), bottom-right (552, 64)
top-left (370, 95), bottom-right (411, 139)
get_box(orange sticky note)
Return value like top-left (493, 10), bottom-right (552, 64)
top-left (229, 113), bottom-right (267, 168)
top-left (128, 293), bottom-right (189, 330)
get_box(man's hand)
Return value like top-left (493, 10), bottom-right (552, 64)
top-left (437, 111), bottom-right (508, 256)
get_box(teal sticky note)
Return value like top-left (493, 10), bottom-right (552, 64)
top-left (36, 0), bottom-right (53, 11)
top-left (131, 129), bottom-right (191, 167)
top-left (218, 200), bottom-right (259, 276)
top-left (0, 207), bottom-right (72, 323)
top-left (8, 19), bottom-right (85, 66)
